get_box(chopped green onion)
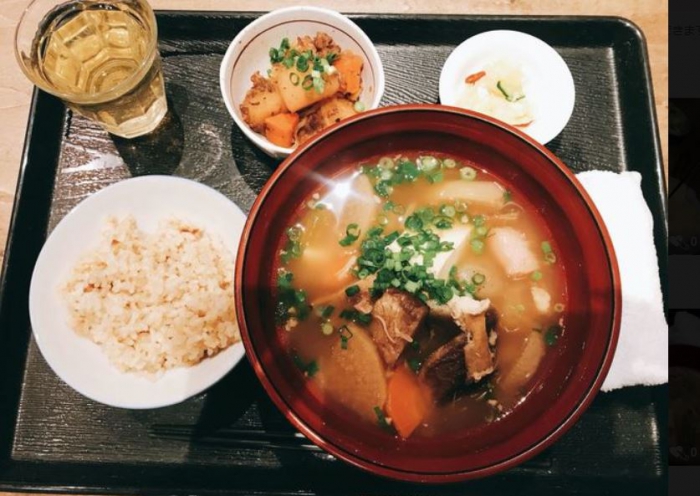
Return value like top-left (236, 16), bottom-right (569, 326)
top-left (443, 158), bottom-right (457, 169)
top-left (460, 167), bottom-right (477, 180)
top-left (472, 273), bottom-right (486, 285)
top-left (269, 47), bottom-right (280, 63)
top-left (321, 321), bottom-right (334, 336)
top-left (296, 55), bottom-right (309, 72)
top-left (358, 268), bottom-right (370, 279)
top-left (345, 285), bottom-right (360, 297)
top-left (321, 305), bottom-right (335, 318)
top-left (378, 157), bottom-right (395, 169)
top-left (280, 37), bottom-right (290, 51)
top-left (339, 223), bottom-right (361, 246)
top-left (418, 155), bottom-right (439, 172)
top-left (289, 72), bottom-right (300, 86)
top-left (404, 280), bottom-right (421, 293)
top-left (293, 355), bottom-right (319, 377)
top-left (454, 200), bottom-right (467, 213)
top-left (473, 215), bottom-right (486, 227)
top-left (434, 216), bottom-right (453, 229)
top-left (541, 241), bottom-right (552, 253)
top-left (393, 204), bottom-right (405, 215)
top-left (312, 75), bottom-right (325, 93)
top-left (554, 303), bottom-right (566, 312)
top-left (354, 101), bottom-right (366, 112)
top-left (286, 226), bottom-right (302, 241)
top-left (408, 357), bottom-right (422, 372)
top-left (475, 226), bottom-right (488, 237)
top-left (339, 325), bottom-right (353, 350)
top-left (378, 214), bottom-right (389, 226)
top-left (544, 252), bottom-right (557, 264)
top-left (405, 215), bottom-right (423, 231)
top-left (427, 170), bottom-right (444, 184)
top-left (357, 312), bottom-right (372, 325)
top-left (531, 270), bottom-right (543, 282)
top-left (496, 80), bottom-right (511, 100)
top-left (471, 238), bottom-right (485, 254)
top-left (374, 406), bottom-right (392, 430)
top-left (460, 214), bottom-right (470, 224)
top-left (383, 201), bottom-right (395, 212)
top-left (503, 190), bottom-right (512, 202)
top-left (545, 325), bottom-right (562, 346)
top-left (301, 74), bottom-right (313, 90)
top-left (440, 205), bottom-right (456, 217)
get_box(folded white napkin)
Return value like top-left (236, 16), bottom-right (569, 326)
top-left (575, 171), bottom-right (667, 392)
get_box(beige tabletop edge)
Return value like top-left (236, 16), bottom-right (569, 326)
top-left (0, 0), bottom-right (667, 494)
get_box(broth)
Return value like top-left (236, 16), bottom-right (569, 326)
top-left (273, 152), bottom-right (567, 438)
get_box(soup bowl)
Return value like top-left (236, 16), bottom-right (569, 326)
top-left (235, 104), bottom-right (621, 482)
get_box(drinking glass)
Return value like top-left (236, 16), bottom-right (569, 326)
top-left (15, 0), bottom-right (168, 138)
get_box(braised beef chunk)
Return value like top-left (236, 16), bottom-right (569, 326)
top-left (419, 333), bottom-right (469, 401)
top-left (370, 289), bottom-right (429, 367)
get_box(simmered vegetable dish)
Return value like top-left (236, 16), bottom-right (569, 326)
top-left (274, 153), bottom-right (567, 438)
top-left (240, 33), bottom-right (365, 148)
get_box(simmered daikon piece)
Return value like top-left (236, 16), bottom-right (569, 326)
top-left (273, 65), bottom-right (341, 112)
top-left (429, 181), bottom-right (506, 210)
top-left (316, 324), bottom-right (387, 423)
top-left (499, 330), bottom-right (545, 392)
top-left (240, 72), bottom-right (287, 132)
top-left (487, 227), bottom-right (539, 278)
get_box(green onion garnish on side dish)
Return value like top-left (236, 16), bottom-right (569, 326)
top-left (289, 72), bottom-right (300, 86)
top-left (472, 273), bottom-right (486, 285)
top-left (531, 270), bottom-right (543, 282)
top-left (554, 303), bottom-right (565, 313)
top-left (354, 101), bottom-right (366, 112)
top-left (345, 285), bottom-right (360, 297)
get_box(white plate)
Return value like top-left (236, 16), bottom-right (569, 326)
top-left (29, 176), bottom-right (246, 409)
top-left (439, 30), bottom-right (575, 144)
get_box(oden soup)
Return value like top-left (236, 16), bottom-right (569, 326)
top-left (273, 153), bottom-right (567, 438)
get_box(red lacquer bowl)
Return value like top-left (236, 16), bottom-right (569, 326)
top-left (235, 104), bottom-right (621, 482)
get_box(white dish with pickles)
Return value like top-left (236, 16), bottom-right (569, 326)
top-left (439, 30), bottom-right (575, 144)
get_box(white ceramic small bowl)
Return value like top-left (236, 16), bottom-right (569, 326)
top-left (29, 176), bottom-right (247, 409)
top-left (439, 30), bottom-right (575, 144)
top-left (220, 6), bottom-right (385, 159)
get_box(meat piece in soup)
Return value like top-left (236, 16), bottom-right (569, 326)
top-left (273, 153), bottom-right (568, 438)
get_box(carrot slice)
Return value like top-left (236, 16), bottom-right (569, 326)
top-left (333, 53), bottom-right (364, 96)
top-left (386, 365), bottom-right (428, 438)
top-left (264, 112), bottom-right (299, 147)
top-left (465, 71), bottom-right (486, 84)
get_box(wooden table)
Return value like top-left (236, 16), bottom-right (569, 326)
top-left (0, 1), bottom-right (667, 495)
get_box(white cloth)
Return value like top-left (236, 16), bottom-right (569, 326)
top-left (576, 171), bottom-right (667, 392)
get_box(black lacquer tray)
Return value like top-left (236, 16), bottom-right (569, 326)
top-left (0, 12), bottom-right (667, 495)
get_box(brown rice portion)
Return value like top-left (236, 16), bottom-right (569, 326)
top-left (61, 215), bottom-right (239, 374)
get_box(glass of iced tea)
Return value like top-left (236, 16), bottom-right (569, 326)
top-left (14, 0), bottom-right (167, 138)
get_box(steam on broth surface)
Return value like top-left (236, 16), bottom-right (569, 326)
top-left (273, 153), bottom-right (567, 438)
